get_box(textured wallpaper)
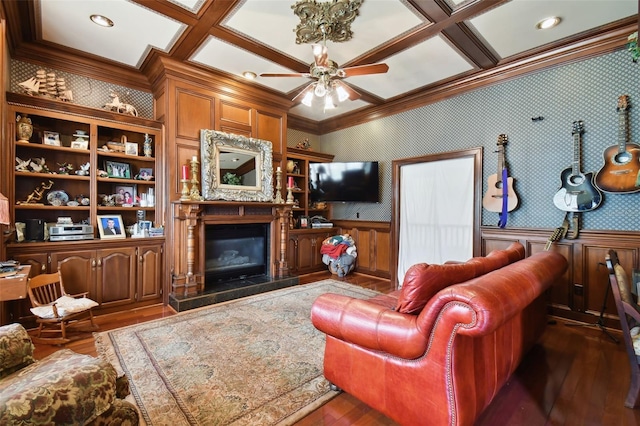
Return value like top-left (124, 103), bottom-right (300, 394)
top-left (10, 60), bottom-right (154, 119)
top-left (289, 49), bottom-right (640, 231)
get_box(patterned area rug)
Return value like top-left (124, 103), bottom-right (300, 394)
top-left (95, 280), bottom-right (379, 426)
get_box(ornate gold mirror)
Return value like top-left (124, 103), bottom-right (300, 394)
top-left (200, 130), bottom-right (274, 202)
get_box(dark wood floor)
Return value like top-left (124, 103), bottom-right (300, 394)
top-left (30, 272), bottom-right (640, 425)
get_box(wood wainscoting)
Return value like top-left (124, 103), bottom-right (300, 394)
top-left (481, 226), bottom-right (640, 329)
top-left (333, 220), bottom-right (391, 279)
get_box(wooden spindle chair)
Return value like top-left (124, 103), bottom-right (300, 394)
top-left (606, 249), bottom-right (640, 408)
top-left (27, 271), bottom-right (98, 345)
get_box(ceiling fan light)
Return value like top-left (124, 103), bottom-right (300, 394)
top-left (314, 83), bottom-right (327, 97)
top-left (335, 85), bottom-right (349, 102)
top-left (324, 95), bottom-right (335, 110)
top-left (301, 91), bottom-right (314, 107)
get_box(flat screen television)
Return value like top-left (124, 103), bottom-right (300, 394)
top-left (308, 161), bottom-right (379, 203)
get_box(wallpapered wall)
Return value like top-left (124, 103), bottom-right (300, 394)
top-left (10, 60), bottom-right (154, 119)
top-left (289, 49), bottom-right (640, 232)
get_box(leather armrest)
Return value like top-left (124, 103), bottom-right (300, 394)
top-left (311, 293), bottom-right (429, 359)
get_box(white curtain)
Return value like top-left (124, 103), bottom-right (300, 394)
top-left (397, 156), bottom-right (475, 285)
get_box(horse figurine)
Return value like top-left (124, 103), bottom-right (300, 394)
top-left (104, 92), bottom-right (138, 117)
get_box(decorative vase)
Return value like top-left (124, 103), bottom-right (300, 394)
top-left (143, 133), bottom-right (152, 157)
top-left (286, 160), bottom-right (296, 173)
top-left (16, 114), bottom-right (33, 143)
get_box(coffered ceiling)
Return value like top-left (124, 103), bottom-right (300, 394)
top-left (2, 0), bottom-right (638, 132)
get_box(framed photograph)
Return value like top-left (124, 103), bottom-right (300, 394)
top-left (105, 160), bottom-right (131, 179)
top-left (125, 142), bottom-right (139, 156)
top-left (97, 215), bottom-right (126, 239)
top-left (138, 220), bottom-right (152, 231)
top-left (298, 215), bottom-right (309, 229)
top-left (115, 185), bottom-right (136, 205)
top-left (70, 140), bottom-right (89, 150)
top-left (43, 131), bottom-right (61, 146)
top-left (137, 167), bottom-right (153, 181)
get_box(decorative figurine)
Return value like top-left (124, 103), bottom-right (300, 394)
top-left (103, 92), bottom-right (138, 116)
top-left (15, 157), bottom-right (31, 172)
top-left (29, 157), bottom-right (49, 173)
top-left (296, 138), bottom-right (312, 150)
top-left (75, 162), bottom-right (90, 176)
top-left (20, 180), bottom-right (54, 204)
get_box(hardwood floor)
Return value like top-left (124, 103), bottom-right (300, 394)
top-left (29, 272), bottom-right (640, 425)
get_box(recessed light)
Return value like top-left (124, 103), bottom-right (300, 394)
top-left (242, 71), bottom-right (257, 80)
top-left (536, 16), bottom-right (561, 30)
top-left (90, 14), bottom-right (114, 28)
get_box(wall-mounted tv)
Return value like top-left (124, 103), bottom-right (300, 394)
top-left (308, 161), bottom-right (380, 203)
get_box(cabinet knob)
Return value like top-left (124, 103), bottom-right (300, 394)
top-left (92, 259), bottom-right (96, 267)
top-left (139, 255), bottom-right (143, 263)
top-left (41, 264), bottom-right (46, 272)
top-left (97, 259), bottom-right (102, 267)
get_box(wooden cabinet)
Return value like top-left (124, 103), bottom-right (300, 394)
top-left (284, 148), bottom-right (334, 226)
top-left (5, 239), bottom-right (163, 325)
top-left (481, 226), bottom-right (640, 329)
top-left (288, 228), bottom-right (336, 274)
top-left (5, 92), bottom-right (163, 230)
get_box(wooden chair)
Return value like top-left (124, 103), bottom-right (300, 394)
top-left (606, 249), bottom-right (640, 408)
top-left (27, 272), bottom-right (99, 345)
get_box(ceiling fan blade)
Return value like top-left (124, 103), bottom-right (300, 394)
top-left (333, 80), bottom-right (361, 101)
top-left (312, 44), bottom-right (329, 67)
top-left (260, 72), bottom-right (310, 78)
top-left (342, 63), bottom-right (389, 77)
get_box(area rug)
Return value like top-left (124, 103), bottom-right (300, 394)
top-left (95, 279), bottom-right (380, 426)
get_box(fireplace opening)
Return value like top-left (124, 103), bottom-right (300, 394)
top-left (205, 223), bottom-right (269, 284)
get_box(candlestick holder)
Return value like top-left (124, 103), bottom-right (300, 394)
top-left (189, 157), bottom-right (202, 200)
top-left (180, 179), bottom-right (190, 201)
top-left (274, 169), bottom-right (284, 203)
top-left (286, 184), bottom-right (295, 204)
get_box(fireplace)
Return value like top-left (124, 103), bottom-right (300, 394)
top-left (168, 201), bottom-right (298, 312)
top-left (205, 223), bottom-right (269, 284)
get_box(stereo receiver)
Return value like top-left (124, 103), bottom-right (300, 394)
top-left (49, 224), bottom-right (94, 241)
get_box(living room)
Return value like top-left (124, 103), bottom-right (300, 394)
top-left (1, 1), bottom-right (640, 425)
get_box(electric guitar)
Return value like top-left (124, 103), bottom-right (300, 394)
top-left (483, 134), bottom-right (518, 213)
top-left (553, 121), bottom-right (602, 212)
top-left (594, 95), bottom-right (640, 193)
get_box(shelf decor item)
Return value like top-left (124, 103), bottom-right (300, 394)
top-left (274, 167), bottom-right (284, 203)
top-left (43, 131), bottom-right (60, 146)
top-left (143, 134), bottom-right (153, 157)
top-left (189, 156), bottom-right (202, 200)
top-left (16, 115), bottom-right (33, 143)
top-left (97, 214), bottom-right (126, 239)
top-left (125, 141), bottom-right (138, 156)
top-left (105, 160), bottom-right (131, 179)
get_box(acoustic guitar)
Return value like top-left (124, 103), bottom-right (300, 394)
top-left (594, 95), bottom-right (640, 193)
top-left (482, 134), bottom-right (518, 213)
top-left (553, 121), bottom-right (602, 212)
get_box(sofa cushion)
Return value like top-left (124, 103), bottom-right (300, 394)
top-left (0, 324), bottom-right (35, 379)
top-left (395, 242), bottom-right (525, 314)
top-left (0, 349), bottom-right (117, 425)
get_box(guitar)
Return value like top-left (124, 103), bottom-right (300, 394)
top-left (594, 95), bottom-right (640, 193)
top-left (482, 134), bottom-right (518, 213)
top-left (552, 121), bottom-right (602, 212)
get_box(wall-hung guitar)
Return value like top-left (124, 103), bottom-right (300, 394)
top-left (553, 121), bottom-right (602, 212)
top-left (594, 95), bottom-right (640, 193)
top-left (483, 134), bottom-right (518, 221)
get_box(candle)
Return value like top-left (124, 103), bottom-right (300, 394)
top-left (288, 176), bottom-right (294, 188)
top-left (182, 164), bottom-right (189, 180)
top-left (192, 155), bottom-right (198, 162)
top-left (276, 166), bottom-right (281, 172)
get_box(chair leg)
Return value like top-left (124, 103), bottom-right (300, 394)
top-left (60, 321), bottom-right (67, 341)
top-left (625, 373), bottom-right (640, 408)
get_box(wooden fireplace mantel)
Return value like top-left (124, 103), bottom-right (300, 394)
top-left (171, 201), bottom-right (292, 295)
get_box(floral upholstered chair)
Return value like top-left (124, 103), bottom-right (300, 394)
top-left (0, 323), bottom-right (139, 425)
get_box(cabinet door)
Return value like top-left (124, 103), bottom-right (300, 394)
top-left (11, 253), bottom-right (48, 277)
top-left (296, 234), bottom-right (316, 272)
top-left (287, 235), bottom-right (299, 274)
top-left (137, 244), bottom-right (162, 301)
top-left (52, 249), bottom-right (95, 296)
top-left (97, 247), bottom-right (136, 307)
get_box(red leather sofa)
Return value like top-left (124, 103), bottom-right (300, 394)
top-left (311, 242), bottom-right (567, 426)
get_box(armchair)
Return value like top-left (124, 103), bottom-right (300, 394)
top-left (0, 323), bottom-right (139, 425)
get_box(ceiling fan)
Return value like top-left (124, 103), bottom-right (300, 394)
top-left (260, 43), bottom-right (389, 107)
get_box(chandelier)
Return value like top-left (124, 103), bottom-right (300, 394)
top-left (292, 0), bottom-right (363, 44)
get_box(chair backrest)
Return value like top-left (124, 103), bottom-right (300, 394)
top-left (605, 250), bottom-right (640, 368)
top-left (28, 272), bottom-right (67, 308)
